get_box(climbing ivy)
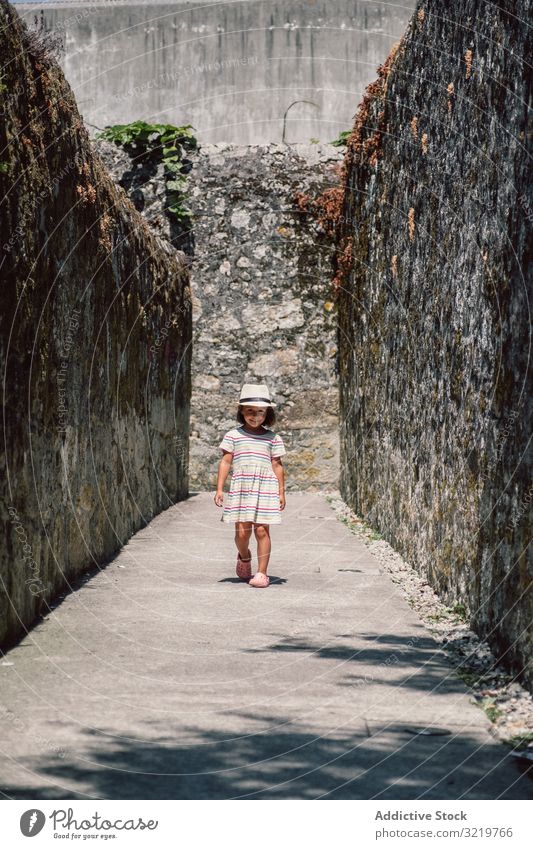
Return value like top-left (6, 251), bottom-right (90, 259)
top-left (96, 121), bottom-right (198, 221)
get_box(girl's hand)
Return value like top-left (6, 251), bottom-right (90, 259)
top-left (279, 492), bottom-right (286, 510)
top-left (214, 490), bottom-right (224, 507)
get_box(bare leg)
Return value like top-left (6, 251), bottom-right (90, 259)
top-left (235, 521), bottom-right (253, 560)
top-left (254, 524), bottom-right (271, 574)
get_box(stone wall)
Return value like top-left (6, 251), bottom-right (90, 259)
top-left (186, 142), bottom-right (345, 492)
top-left (94, 138), bottom-right (344, 492)
top-left (335, 1), bottom-right (532, 686)
top-left (0, 0), bottom-right (192, 646)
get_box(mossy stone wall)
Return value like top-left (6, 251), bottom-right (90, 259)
top-left (0, 0), bottom-right (191, 645)
top-left (336, 0), bottom-right (532, 687)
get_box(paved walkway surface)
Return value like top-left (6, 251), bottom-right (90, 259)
top-left (0, 492), bottom-right (530, 800)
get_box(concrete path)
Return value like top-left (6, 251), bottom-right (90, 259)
top-left (0, 492), bottom-right (530, 800)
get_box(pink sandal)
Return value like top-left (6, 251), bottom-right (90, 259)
top-left (249, 572), bottom-right (270, 588)
top-left (236, 549), bottom-right (252, 581)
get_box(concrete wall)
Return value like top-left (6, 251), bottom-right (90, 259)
top-left (0, 0), bottom-right (192, 646)
top-left (14, 0), bottom-right (415, 145)
top-left (335, 0), bottom-right (532, 687)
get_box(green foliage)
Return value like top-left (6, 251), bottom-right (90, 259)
top-left (448, 601), bottom-right (468, 619)
top-left (96, 121), bottom-right (198, 222)
top-left (426, 611), bottom-right (450, 623)
top-left (329, 129), bottom-right (352, 147)
top-left (456, 668), bottom-right (481, 687)
top-left (427, 602), bottom-right (469, 625)
top-left (97, 120), bottom-right (197, 159)
top-left (479, 698), bottom-right (503, 723)
top-left (333, 507), bottom-right (382, 541)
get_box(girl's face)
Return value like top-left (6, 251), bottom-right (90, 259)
top-left (241, 405), bottom-right (267, 428)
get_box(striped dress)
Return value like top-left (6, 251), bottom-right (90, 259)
top-left (219, 425), bottom-right (286, 524)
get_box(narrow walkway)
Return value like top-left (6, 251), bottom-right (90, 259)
top-left (0, 493), bottom-right (528, 799)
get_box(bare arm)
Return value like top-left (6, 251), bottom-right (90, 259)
top-left (271, 457), bottom-right (286, 510)
top-left (214, 451), bottom-right (232, 506)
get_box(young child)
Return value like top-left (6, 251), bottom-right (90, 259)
top-left (214, 383), bottom-right (286, 588)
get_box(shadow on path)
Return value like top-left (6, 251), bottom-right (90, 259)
top-left (1, 718), bottom-right (529, 801)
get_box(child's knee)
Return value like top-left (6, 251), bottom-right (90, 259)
top-left (254, 524), bottom-right (270, 539)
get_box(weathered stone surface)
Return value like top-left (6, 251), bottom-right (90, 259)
top-left (186, 142), bottom-right (344, 492)
top-left (86, 135), bottom-right (194, 256)
top-left (0, 1), bottom-right (191, 646)
top-left (95, 136), bottom-right (344, 491)
top-left (335, 0), bottom-right (532, 688)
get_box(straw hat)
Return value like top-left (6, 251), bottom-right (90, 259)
top-left (238, 383), bottom-right (277, 408)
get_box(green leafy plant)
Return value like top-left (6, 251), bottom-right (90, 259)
top-left (329, 129), bottom-right (352, 147)
top-left (96, 121), bottom-right (198, 222)
top-left (97, 120), bottom-right (197, 158)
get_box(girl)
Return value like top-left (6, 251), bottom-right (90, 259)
top-left (214, 383), bottom-right (286, 588)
